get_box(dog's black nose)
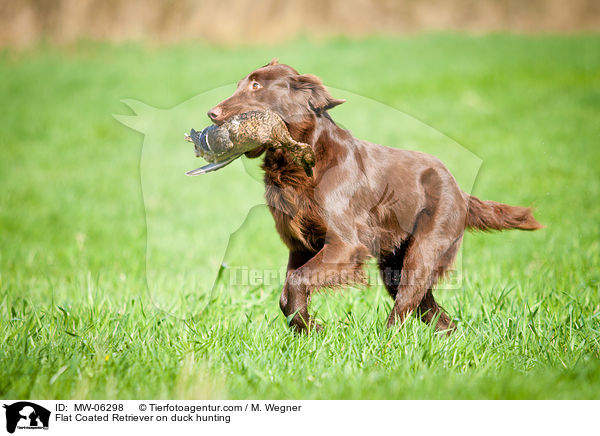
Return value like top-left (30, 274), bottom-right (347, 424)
top-left (208, 106), bottom-right (222, 122)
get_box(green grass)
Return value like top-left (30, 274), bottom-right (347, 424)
top-left (1, 34), bottom-right (599, 399)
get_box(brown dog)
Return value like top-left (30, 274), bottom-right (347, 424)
top-left (208, 59), bottom-right (542, 333)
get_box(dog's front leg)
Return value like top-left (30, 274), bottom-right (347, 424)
top-left (279, 250), bottom-right (315, 314)
top-left (281, 240), bottom-right (368, 333)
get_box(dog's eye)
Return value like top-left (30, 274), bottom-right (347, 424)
top-left (251, 81), bottom-right (262, 90)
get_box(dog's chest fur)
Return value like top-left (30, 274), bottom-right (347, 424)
top-left (262, 148), bottom-right (326, 253)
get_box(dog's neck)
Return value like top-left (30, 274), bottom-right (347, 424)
top-left (288, 111), bottom-right (352, 152)
top-left (311, 113), bottom-right (353, 164)
top-left (262, 112), bottom-right (352, 188)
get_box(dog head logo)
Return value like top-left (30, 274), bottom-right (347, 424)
top-left (3, 402), bottom-right (50, 433)
top-left (114, 78), bottom-right (482, 312)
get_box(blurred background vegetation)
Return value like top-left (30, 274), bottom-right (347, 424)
top-left (1, 0), bottom-right (599, 47)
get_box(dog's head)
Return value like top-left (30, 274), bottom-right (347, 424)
top-left (208, 59), bottom-right (345, 157)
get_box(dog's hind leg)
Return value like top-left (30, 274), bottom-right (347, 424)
top-left (418, 290), bottom-right (455, 333)
top-left (386, 166), bottom-right (466, 333)
top-left (378, 238), bottom-right (411, 300)
top-left (386, 217), bottom-right (463, 332)
top-left (416, 237), bottom-right (461, 333)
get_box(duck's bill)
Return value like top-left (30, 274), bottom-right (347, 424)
top-left (185, 154), bottom-right (242, 176)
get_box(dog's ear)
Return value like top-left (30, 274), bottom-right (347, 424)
top-left (266, 58), bottom-right (279, 66)
top-left (290, 74), bottom-right (345, 114)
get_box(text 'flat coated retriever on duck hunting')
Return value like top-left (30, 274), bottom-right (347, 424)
top-left (207, 59), bottom-right (542, 334)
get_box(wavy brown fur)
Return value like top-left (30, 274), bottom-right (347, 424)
top-left (464, 194), bottom-right (542, 231)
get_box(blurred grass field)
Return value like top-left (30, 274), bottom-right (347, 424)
top-left (1, 34), bottom-right (599, 399)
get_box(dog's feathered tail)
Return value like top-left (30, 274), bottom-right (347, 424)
top-left (463, 193), bottom-right (542, 231)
